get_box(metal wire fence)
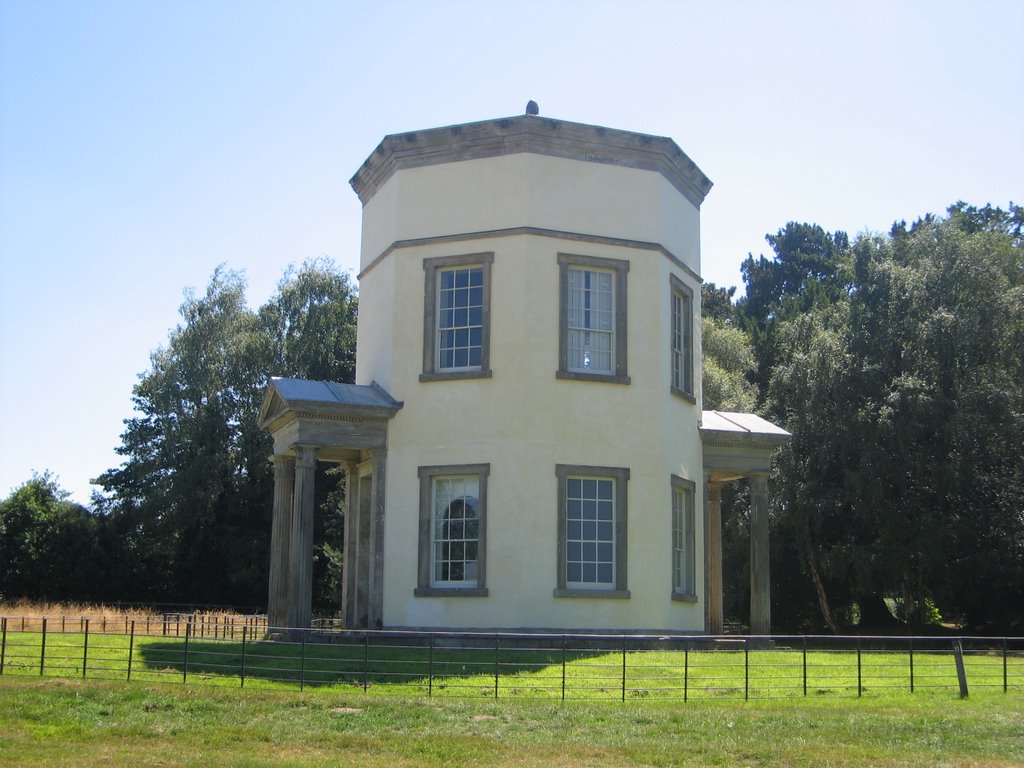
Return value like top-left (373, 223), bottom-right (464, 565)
top-left (1, 617), bottom-right (1020, 701)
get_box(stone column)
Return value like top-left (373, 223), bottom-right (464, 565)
top-left (705, 478), bottom-right (724, 635)
top-left (287, 445), bottom-right (317, 629)
top-left (267, 454), bottom-right (295, 630)
top-left (340, 460), bottom-right (357, 629)
top-left (749, 473), bottom-right (771, 636)
top-left (368, 448), bottom-right (387, 629)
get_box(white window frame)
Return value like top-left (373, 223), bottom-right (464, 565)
top-left (557, 254), bottom-right (629, 384)
top-left (671, 475), bottom-right (697, 601)
top-left (421, 253), bottom-right (493, 382)
top-left (567, 267), bottom-right (615, 374)
top-left (670, 274), bottom-right (694, 400)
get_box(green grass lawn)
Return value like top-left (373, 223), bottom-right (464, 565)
top-left (0, 676), bottom-right (1021, 767)
top-left (1, 629), bottom-right (1020, 701)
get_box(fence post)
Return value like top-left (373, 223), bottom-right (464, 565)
top-left (856, 637), bottom-right (862, 698)
top-left (952, 639), bottom-right (969, 699)
top-left (744, 638), bottom-right (749, 701)
top-left (183, 621), bottom-right (191, 684)
top-left (494, 636), bottom-right (500, 700)
top-left (1003, 637), bottom-right (1008, 694)
top-left (82, 619), bottom-right (90, 679)
top-left (683, 639), bottom-right (689, 703)
top-left (428, 635), bottom-right (434, 698)
top-left (561, 636), bottom-right (566, 702)
top-left (621, 639), bottom-right (627, 702)
top-left (127, 621), bottom-right (135, 682)
top-left (299, 635), bottom-right (306, 692)
top-left (40, 618), bottom-right (47, 676)
top-left (1, 617), bottom-right (6, 675)
top-left (909, 636), bottom-right (915, 693)
top-left (240, 626), bottom-right (247, 688)
top-left (362, 633), bottom-right (369, 692)
top-left (802, 636), bottom-right (807, 697)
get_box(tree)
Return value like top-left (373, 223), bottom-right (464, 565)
top-left (844, 207), bottom-right (1024, 629)
top-left (766, 303), bottom-right (858, 631)
top-left (0, 473), bottom-right (103, 601)
top-left (95, 259), bottom-right (359, 610)
top-left (762, 204), bottom-right (1024, 631)
top-left (702, 316), bottom-right (758, 413)
top-left (738, 223), bottom-right (852, 400)
top-left (701, 282), bottom-right (739, 325)
top-left (95, 267), bottom-right (272, 604)
top-left (260, 257), bottom-right (358, 383)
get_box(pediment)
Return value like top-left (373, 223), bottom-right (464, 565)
top-left (258, 388), bottom-right (290, 430)
top-left (259, 378), bottom-right (403, 457)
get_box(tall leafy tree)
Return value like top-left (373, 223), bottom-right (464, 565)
top-left (763, 204), bottom-right (1024, 631)
top-left (95, 259), bottom-right (359, 610)
top-left (844, 207), bottom-right (1024, 628)
top-left (95, 267), bottom-right (272, 604)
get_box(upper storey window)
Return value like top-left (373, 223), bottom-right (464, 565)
top-left (567, 268), bottom-right (613, 372)
top-left (421, 253), bottom-right (493, 382)
top-left (557, 254), bottom-right (629, 384)
top-left (670, 274), bottom-right (694, 400)
top-left (439, 266), bottom-right (483, 369)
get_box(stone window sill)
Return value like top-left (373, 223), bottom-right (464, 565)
top-left (414, 587), bottom-right (489, 597)
top-left (553, 588), bottom-right (630, 599)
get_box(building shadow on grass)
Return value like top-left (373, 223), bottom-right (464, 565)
top-left (136, 633), bottom-right (614, 689)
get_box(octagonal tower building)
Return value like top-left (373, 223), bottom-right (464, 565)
top-left (260, 111), bottom-right (789, 634)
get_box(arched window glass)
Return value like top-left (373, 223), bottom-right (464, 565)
top-left (432, 476), bottom-right (480, 586)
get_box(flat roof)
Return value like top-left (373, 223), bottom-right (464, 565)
top-left (704, 411), bottom-right (790, 442)
top-left (350, 114), bottom-right (713, 209)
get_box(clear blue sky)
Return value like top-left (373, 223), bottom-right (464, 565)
top-left (1, 0), bottom-right (1021, 504)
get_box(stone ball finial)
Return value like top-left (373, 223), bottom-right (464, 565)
top-left (525, 100), bottom-right (539, 116)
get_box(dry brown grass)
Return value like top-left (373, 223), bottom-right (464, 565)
top-left (0, 600), bottom-right (264, 633)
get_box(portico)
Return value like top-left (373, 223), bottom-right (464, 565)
top-left (258, 378), bottom-right (402, 631)
top-left (701, 411), bottom-right (791, 635)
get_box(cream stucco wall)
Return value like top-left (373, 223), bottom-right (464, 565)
top-left (354, 150), bottom-right (707, 632)
top-left (358, 154), bottom-right (700, 278)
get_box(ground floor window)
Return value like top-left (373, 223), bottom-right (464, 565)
top-left (415, 464), bottom-right (489, 597)
top-left (554, 464), bottom-right (630, 598)
top-left (672, 475), bottom-right (696, 600)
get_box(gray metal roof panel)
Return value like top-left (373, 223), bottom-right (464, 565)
top-left (270, 378), bottom-right (401, 409)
